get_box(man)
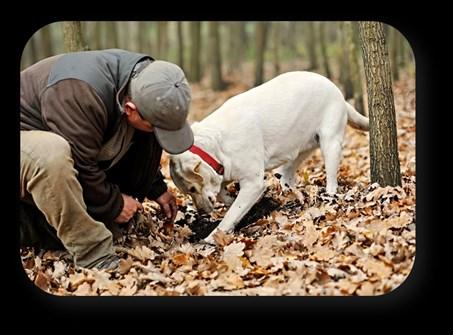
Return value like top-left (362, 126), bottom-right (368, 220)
top-left (20, 49), bottom-right (193, 271)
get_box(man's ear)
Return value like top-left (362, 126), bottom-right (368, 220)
top-left (124, 101), bottom-right (137, 116)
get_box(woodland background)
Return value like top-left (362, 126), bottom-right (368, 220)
top-left (20, 21), bottom-right (415, 296)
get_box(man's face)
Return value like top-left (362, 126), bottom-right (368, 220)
top-left (124, 102), bottom-right (153, 132)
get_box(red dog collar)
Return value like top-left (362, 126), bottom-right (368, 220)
top-left (189, 145), bottom-right (224, 175)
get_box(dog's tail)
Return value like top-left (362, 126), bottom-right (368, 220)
top-left (345, 101), bottom-right (369, 131)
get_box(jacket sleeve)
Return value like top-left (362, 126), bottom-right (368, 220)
top-left (40, 79), bottom-right (123, 223)
top-left (146, 170), bottom-right (168, 200)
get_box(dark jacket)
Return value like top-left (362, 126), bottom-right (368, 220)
top-left (20, 49), bottom-right (167, 223)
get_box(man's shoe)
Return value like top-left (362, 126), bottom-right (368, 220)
top-left (90, 254), bottom-right (120, 271)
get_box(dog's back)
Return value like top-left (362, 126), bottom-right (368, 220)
top-left (195, 71), bottom-right (348, 170)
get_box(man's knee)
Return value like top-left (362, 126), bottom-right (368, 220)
top-left (21, 131), bottom-right (75, 182)
top-left (42, 138), bottom-right (74, 175)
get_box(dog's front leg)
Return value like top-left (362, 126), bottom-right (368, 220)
top-left (217, 182), bottom-right (236, 207)
top-left (204, 177), bottom-right (265, 244)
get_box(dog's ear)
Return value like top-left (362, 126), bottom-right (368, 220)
top-left (169, 159), bottom-right (184, 191)
top-left (194, 161), bottom-right (201, 174)
top-left (188, 160), bottom-right (203, 185)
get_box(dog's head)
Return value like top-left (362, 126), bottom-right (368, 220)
top-left (169, 151), bottom-right (223, 213)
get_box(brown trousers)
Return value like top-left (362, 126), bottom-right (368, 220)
top-left (20, 131), bottom-right (114, 267)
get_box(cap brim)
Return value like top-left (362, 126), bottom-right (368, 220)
top-left (153, 121), bottom-right (194, 154)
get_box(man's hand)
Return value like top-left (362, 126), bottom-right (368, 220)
top-left (114, 194), bottom-right (143, 224)
top-left (155, 191), bottom-right (177, 223)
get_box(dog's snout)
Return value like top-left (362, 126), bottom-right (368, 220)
top-left (208, 195), bottom-right (216, 205)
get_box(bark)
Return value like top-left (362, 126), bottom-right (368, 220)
top-left (359, 21), bottom-right (401, 186)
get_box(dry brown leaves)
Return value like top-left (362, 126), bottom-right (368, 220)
top-left (21, 73), bottom-right (415, 296)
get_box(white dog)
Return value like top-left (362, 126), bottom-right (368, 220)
top-left (169, 71), bottom-right (369, 244)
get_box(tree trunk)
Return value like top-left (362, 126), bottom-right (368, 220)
top-left (63, 21), bottom-right (87, 52)
top-left (92, 22), bottom-right (102, 50)
top-left (208, 22), bottom-right (226, 91)
top-left (105, 22), bottom-right (119, 49)
top-left (345, 22), bottom-right (365, 115)
top-left (358, 21), bottom-right (401, 187)
top-left (271, 22), bottom-right (281, 77)
top-left (40, 25), bottom-right (54, 58)
top-left (21, 34), bottom-right (37, 69)
top-left (339, 22), bottom-right (354, 100)
top-left (121, 22), bottom-right (130, 51)
top-left (318, 22), bottom-right (331, 78)
top-left (305, 22), bottom-right (318, 70)
top-left (177, 21), bottom-right (184, 70)
top-left (254, 21), bottom-right (269, 86)
top-left (389, 27), bottom-right (400, 81)
top-left (138, 22), bottom-right (148, 53)
top-left (398, 31), bottom-right (406, 72)
top-left (227, 22), bottom-right (245, 75)
top-left (189, 22), bottom-right (202, 82)
top-left (287, 22), bottom-right (298, 58)
top-left (156, 21), bottom-right (168, 59)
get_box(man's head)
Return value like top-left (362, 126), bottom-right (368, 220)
top-left (127, 60), bottom-right (193, 154)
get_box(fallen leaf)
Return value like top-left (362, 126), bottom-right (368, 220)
top-left (34, 271), bottom-right (50, 291)
top-left (222, 242), bottom-right (245, 272)
top-left (357, 258), bottom-right (392, 278)
top-left (52, 261), bottom-right (66, 279)
top-left (212, 229), bottom-right (234, 247)
top-left (213, 272), bottom-right (245, 290)
top-left (91, 270), bottom-right (121, 295)
top-left (73, 282), bottom-right (94, 296)
top-left (250, 235), bottom-right (280, 268)
top-left (186, 280), bottom-right (208, 295)
top-left (119, 257), bottom-right (134, 275)
top-left (128, 245), bottom-right (156, 262)
top-left (302, 220), bottom-right (319, 249)
top-left (312, 245), bottom-right (336, 261)
top-left (172, 253), bottom-right (191, 266)
top-left (356, 281), bottom-right (375, 296)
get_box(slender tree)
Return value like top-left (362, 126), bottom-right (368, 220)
top-left (318, 22), bottom-right (331, 78)
top-left (359, 21), bottom-right (401, 187)
top-left (397, 31), bottom-right (406, 73)
top-left (63, 21), bottom-right (87, 52)
top-left (271, 22), bottom-right (281, 77)
top-left (346, 21), bottom-right (365, 115)
top-left (228, 22), bottom-right (245, 75)
top-left (156, 21), bottom-right (168, 59)
top-left (138, 21), bottom-right (149, 53)
top-left (305, 21), bottom-right (319, 70)
top-left (177, 21), bottom-right (184, 70)
top-left (287, 22), bottom-right (298, 59)
top-left (189, 22), bottom-right (202, 82)
top-left (339, 22), bottom-right (354, 100)
top-left (92, 21), bottom-right (102, 50)
top-left (254, 21), bottom-right (269, 86)
top-left (105, 22), bottom-right (119, 49)
top-left (121, 22), bottom-right (131, 51)
top-left (389, 27), bottom-right (400, 81)
top-left (22, 34), bottom-right (38, 69)
top-left (40, 25), bottom-right (54, 58)
top-left (208, 22), bottom-right (226, 91)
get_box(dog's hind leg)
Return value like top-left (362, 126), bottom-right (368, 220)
top-left (319, 134), bottom-right (343, 194)
top-left (275, 151), bottom-right (312, 191)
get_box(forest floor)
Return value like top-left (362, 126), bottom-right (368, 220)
top-left (20, 70), bottom-right (416, 296)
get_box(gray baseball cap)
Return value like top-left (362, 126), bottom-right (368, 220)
top-left (130, 60), bottom-right (193, 154)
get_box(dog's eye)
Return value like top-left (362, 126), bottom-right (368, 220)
top-left (190, 186), bottom-right (196, 193)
